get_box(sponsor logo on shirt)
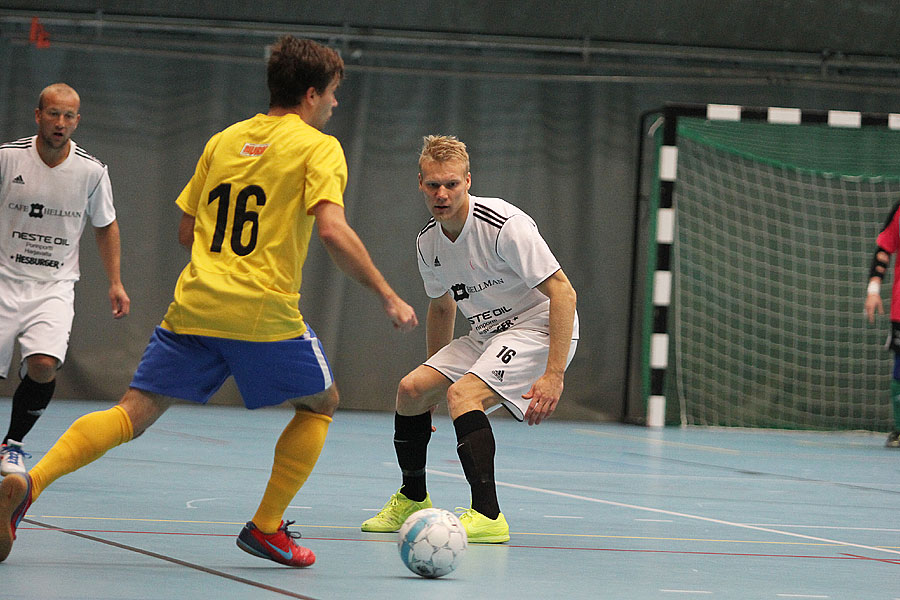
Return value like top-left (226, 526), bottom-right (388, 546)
top-left (450, 279), bottom-right (505, 302)
top-left (240, 143), bottom-right (270, 157)
top-left (13, 254), bottom-right (60, 269)
top-left (11, 231), bottom-right (70, 246)
top-left (468, 308), bottom-right (517, 335)
top-left (491, 369), bottom-right (505, 382)
top-left (6, 203), bottom-right (82, 220)
top-left (12, 175), bottom-right (24, 184)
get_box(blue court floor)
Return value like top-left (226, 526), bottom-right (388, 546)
top-left (0, 398), bottom-right (898, 600)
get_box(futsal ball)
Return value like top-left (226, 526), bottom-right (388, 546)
top-left (397, 508), bottom-right (468, 578)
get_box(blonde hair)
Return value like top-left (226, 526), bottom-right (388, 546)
top-left (418, 135), bottom-right (469, 173)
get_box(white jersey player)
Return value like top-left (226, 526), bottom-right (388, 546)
top-left (362, 135), bottom-right (578, 544)
top-left (0, 83), bottom-right (129, 476)
top-left (0, 136), bottom-right (115, 281)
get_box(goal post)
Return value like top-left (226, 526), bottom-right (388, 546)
top-left (641, 103), bottom-right (900, 430)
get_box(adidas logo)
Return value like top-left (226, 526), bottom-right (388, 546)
top-left (433, 256), bottom-right (441, 267)
top-left (491, 369), bottom-right (505, 382)
top-left (13, 175), bottom-right (24, 184)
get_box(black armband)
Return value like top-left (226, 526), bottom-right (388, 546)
top-left (870, 246), bottom-right (890, 280)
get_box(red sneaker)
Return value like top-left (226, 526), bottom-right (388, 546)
top-left (0, 473), bottom-right (33, 562)
top-left (236, 520), bottom-right (315, 567)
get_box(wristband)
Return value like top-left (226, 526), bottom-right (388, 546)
top-left (868, 280), bottom-right (881, 295)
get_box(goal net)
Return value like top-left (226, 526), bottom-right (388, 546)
top-left (657, 112), bottom-right (900, 430)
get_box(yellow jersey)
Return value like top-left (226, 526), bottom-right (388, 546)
top-left (161, 113), bottom-right (347, 341)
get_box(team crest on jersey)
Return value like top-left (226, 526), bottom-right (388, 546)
top-left (29, 203), bottom-right (44, 218)
top-left (240, 143), bottom-right (269, 157)
top-left (451, 283), bottom-right (469, 301)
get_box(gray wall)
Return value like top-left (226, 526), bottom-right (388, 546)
top-left (2, 3), bottom-right (899, 423)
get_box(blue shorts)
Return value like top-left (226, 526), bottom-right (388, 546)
top-left (130, 326), bottom-right (334, 409)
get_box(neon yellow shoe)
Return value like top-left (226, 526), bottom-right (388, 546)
top-left (457, 507), bottom-right (510, 543)
top-left (361, 490), bottom-right (432, 532)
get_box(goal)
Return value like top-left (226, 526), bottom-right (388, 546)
top-left (641, 104), bottom-right (900, 430)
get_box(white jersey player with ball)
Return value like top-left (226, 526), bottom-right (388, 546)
top-left (0, 83), bottom-right (129, 477)
top-left (361, 135), bottom-right (578, 545)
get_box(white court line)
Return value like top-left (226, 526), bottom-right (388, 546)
top-left (751, 524), bottom-right (900, 533)
top-left (544, 515), bottom-right (583, 519)
top-left (185, 498), bottom-right (224, 509)
top-left (661, 590), bottom-right (712, 594)
top-left (427, 468), bottom-right (900, 557)
top-left (776, 595), bottom-right (829, 599)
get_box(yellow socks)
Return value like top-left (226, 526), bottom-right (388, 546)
top-left (251, 409), bottom-right (332, 533)
top-left (30, 405), bottom-right (134, 500)
top-left (25, 404), bottom-right (330, 533)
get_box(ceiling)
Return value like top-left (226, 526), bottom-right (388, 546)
top-left (2, 1), bottom-right (900, 93)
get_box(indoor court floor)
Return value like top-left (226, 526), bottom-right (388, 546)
top-left (0, 398), bottom-right (897, 600)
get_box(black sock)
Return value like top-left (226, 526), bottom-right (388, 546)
top-left (394, 411), bottom-right (432, 502)
top-left (454, 410), bottom-right (500, 519)
top-left (5, 375), bottom-right (55, 444)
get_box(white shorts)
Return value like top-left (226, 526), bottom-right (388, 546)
top-left (424, 328), bottom-right (578, 421)
top-left (0, 276), bottom-right (75, 379)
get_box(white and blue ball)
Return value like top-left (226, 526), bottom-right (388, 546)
top-left (397, 508), bottom-right (467, 578)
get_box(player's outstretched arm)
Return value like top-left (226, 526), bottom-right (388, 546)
top-left (523, 269), bottom-right (577, 426)
top-left (313, 201), bottom-right (418, 332)
top-left (94, 220), bottom-right (130, 319)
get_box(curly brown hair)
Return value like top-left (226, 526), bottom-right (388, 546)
top-left (267, 36), bottom-right (344, 109)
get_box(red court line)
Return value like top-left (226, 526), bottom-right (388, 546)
top-left (19, 526), bottom-right (898, 564)
top-left (841, 553), bottom-right (900, 566)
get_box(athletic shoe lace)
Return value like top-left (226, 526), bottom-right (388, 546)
top-left (4, 447), bottom-right (31, 465)
top-left (279, 520), bottom-right (302, 541)
top-left (375, 493), bottom-right (402, 516)
top-left (455, 507), bottom-right (475, 522)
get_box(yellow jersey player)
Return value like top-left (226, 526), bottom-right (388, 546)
top-left (0, 36), bottom-right (417, 566)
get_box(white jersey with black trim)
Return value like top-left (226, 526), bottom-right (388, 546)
top-left (0, 136), bottom-right (116, 281)
top-left (416, 194), bottom-right (579, 341)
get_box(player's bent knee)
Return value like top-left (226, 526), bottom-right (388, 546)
top-left (397, 374), bottom-right (423, 403)
top-left (25, 355), bottom-right (59, 383)
top-left (397, 370), bottom-right (447, 415)
top-left (292, 384), bottom-right (339, 417)
top-left (446, 376), bottom-right (498, 419)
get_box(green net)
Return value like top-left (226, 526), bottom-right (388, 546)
top-left (671, 117), bottom-right (900, 429)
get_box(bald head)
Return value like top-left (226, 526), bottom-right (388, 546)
top-left (38, 83), bottom-right (80, 112)
top-left (34, 83), bottom-right (81, 165)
